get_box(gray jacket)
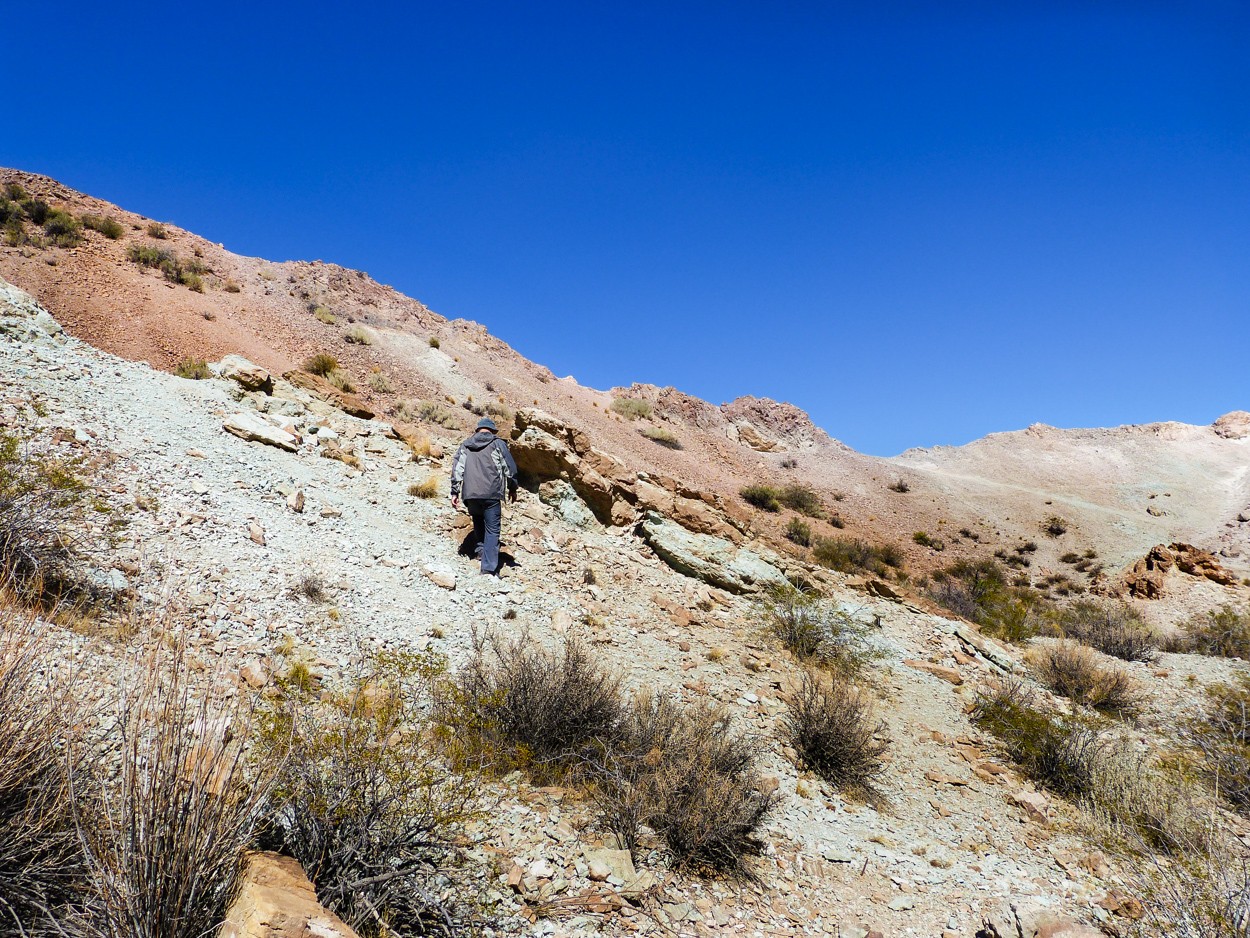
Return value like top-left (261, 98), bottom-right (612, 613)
top-left (450, 431), bottom-right (518, 501)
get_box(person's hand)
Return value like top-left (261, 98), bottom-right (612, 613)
top-left (451, 495), bottom-right (461, 511)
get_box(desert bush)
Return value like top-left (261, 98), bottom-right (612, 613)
top-left (785, 517), bottom-right (811, 547)
top-left (20, 198), bottom-right (49, 224)
top-left (780, 457), bottom-right (798, 469)
top-left (887, 478), bottom-right (910, 493)
top-left (926, 559), bottom-right (1047, 642)
top-left (312, 306), bottom-right (337, 325)
top-left (81, 214), bottom-right (124, 239)
top-left (1044, 515), bottom-right (1068, 537)
top-left (441, 632), bottom-right (625, 782)
top-left (392, 399), bottom-right (459, 429)
top-left (913, 531), bottom-right (944, 551)
top-left (640, 426), bottom-right (682, 449)
top-left (80, 642), bottom-right (270, 938)
top-left (811, 535), bottom-right (903, 578)
top-left (1059, 552), bottom-right (1082, 564)
top-left (741, 485), bottom-right (781, 512)
top-left (304, 352), bottom-right (339, 377)
top-left (1175, 606), bottom-right (1250, 660)
top-left (126, 243), bottom-right (203, 290)
top-left (1, 183), bottom-right (25, 201)
top-left (288, 570), bottom-right (328, 603)
top-left (145, 222), bottom-right (167, 238)
top-left (755, 585), bottom-right (879, 676)
top-left (1130, 850), bottom-right (1250, 938)
top-left (258, 649), bottom-right (478, 936)
top-left (126, 243), bottom-right (173, 270)
top-left (343, 325), bottom-right (373, 345)
top-left (42, 209), bottom-right (83, 247)
top-left (407, 478), bottom-right (438, 499)
top-left (427, 336), bottom-right (440, 349)
top-left (324, 369), bottom-right (355, 392)
top-left (1029, 641), bottom-right (1142, 714)
top-left (774, 484), bottom-right (822, 517)
top-left (0, 429), bottom-right (103, 610)
top-left (591, 690), bottom-right (774, 876)
top-left (0, 620), bottom-right (85, 930)
top-left (223, 278), bottom-right (241, 293)
top-left (783, 669), bottom-right (888, 798)
top-left (611, 397), bottom-right (652, 420)
top-left (366, 370), bottom-right (394, 393)
top-left (1059, 600), bottom-right (1159, 662)
top-left (1189, 676), bottom-right (1250, 815)
top-left (172, 358), bottom-right (210, 380)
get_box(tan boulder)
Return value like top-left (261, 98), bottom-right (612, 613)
top-left (220, 851), bottom-right (360, 938)
top-left (219, 354), bottom-right (274, 394)
top-left (223, 412), bottom-right (300, 452)
top-left (1213, 410), bottom-right (1250, 440)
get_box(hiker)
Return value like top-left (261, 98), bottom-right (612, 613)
top-left (450, 417), bottom-right (519, 576)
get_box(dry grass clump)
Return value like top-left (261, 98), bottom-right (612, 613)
top-left (755, 585), bottom-right (879, 677)
top-left (1058, 600), bottom-right (1159, 662)
top-left (1172, 605), bottom-right (1250, 660)
top-left (391, 399), bottom-right (460, 429)
top-left (257, 650), bottom-right (478, 936)
top-left (783, 670), bottom-right (888, 799)
top-left (80, 640), bottom-right (271, 938)
top-left (288, 570), bottom-right (328, 603)
top-left (343, 325), bottom-right (373, 345)
top-left (324, 369), bottom-right (355, 393)
top-left (304, 351), bottom-right (339, 377)
top-left (172, 358), bottom-right (210, 380)
top-left (1189, 675), bottom-right (1250, 815)
top-left (0, 619), bottom-right (84, 930)
top-left (442, 632), bottom-right (625, 782)
top-left (366, 370), bottom-right (394, 393)
top-left (640, 426), bottom-right (682, 449)
top-left (610, 397), bottom-right (653, 420)
top-left (592, 691), bottom-right (775, 877)
top-left (1029, 641), bottom-right (1143, 714)
top-left (1130, 850), bottom-right (1250, 938)
top-left (407, 478), bottom-right (438, 499)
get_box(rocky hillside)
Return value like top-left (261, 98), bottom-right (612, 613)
top-left (2, 167), bottom-right (1247, 619)
top-left (4, 168), bottom-right (1250, 938)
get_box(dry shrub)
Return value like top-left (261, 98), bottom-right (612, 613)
top-left (811, 535), bottom-right (903, 578)
top-left (1059, 600), bottom-right (1159, 662)
top-left (783, 670), bottom-right (888, 799)
top-left (610, 397), bottom-right (652, 420)
top-left (755, 585), bottom-right (879, 676)
top-left (1030, 641), bottom-right (1143, 714)
top-left (740, 485), bottom-right (781, 512)
top-left (367, 370), bottom-right (394, 393)
top-left (1130, 849), bottom-right (1250, 938)
top-left (927, 558), bottom-right (1046, 643)
top-left (343, 325), bottom-right (373, 345)
top-left (592, 690), bottom-right (774, 876)
top-left (1189, 676), bottom-right (1250, 815)
top-left (408, 478), bottom-right (438, 499)
top-left (640, 426), bottom-right (682, 449)
top-left (324, 369), bottom-right (355, 393)
top-left (974, 678), bottom-right (1208, 856)
top-left (304, 352), bottom-right (339, 377)
top-left (172, 358), bottom-right (210, 380)
top-left (0, 616), bottom-right (85, 931)
top-left (391, 399), bottom-right (460, 430)
top-left (0, 428), bottom-right (105, 610)
top-left (784, 517), bottom-right (811, 547)
top-left (1175, 606), bottom-right (1250, 660)
top-left (258, 650), bottom-right (478, 936)
top-left (442, 632), bottom-right (625, 782)
top-left (77, 641), bottom-right (270, 938)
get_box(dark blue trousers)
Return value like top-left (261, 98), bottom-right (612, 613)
top-left (463, 498), bottom-right (502, 574)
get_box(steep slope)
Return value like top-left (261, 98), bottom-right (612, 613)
top-left (2, 166), bottom-right (1247, 618)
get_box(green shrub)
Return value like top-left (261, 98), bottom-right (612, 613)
top-left (367, 370), bottom-right (394, 393)
top-left (741, 485), bottom-right (781, 512)
top-left (913, 531), bottom-right (944, 551)
top-left (593, 690), bottom-right (774, 876)
top-left (258, 649), bottom-right (476, 935)
top-left (20, 199), bottom-right (49, 225)
top-left (784, 517), bottom-right (811, 547)
top-left (173, 358), bottom-right (211, 380)
top-left (2, 183), bottom-right (26, 202)
top-left (640, 426), bottom-right (682, 449)
top-left (1189, 675), bottom-right (1250, 815)
top-left (391, 399), bottom-right (460, 429)
top-left (811, 536), bottom-right (903, 577)
top-left (1059, 600), bottom-right (1159, 662)
top-left (611, 397), bottom-right (653, 420)
top-left (783, 670), bottom-right (888, 799)
top-left (146, 222), bottom-right (168, 238)
top-left (927, 558), bottom-right (1047, 643)
top-left (1044, 515), bottom-right (1068, 537)
top-left (304, 352), bottom-right (339, 377)
top-left (311, 305), bottom-right (336, 324)
top-left (777, 484), bottom-right (824, 518)
top-left (42, 210), bottom-right (83, 247)
top-left (81, 214), bottom-right (125, 239)
top-left (427, 336), bottom-right (440, 349)
top-left (755, 586), bottom-right (879, 676)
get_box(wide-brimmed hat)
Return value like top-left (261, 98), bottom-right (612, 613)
top-left (476, 417), bottom-right (498, 432)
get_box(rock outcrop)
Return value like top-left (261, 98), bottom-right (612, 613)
top-left (220, 852), bottom-right (360, 938)
top-left (282, 370), bottom-right (374, 420)
top-left (1124, 542), bottom-right (1240, 598)
top-left (218, 355), bottom-right (274, 394)
top-left (1212, 411), bottom-right (1250, 440)
top-left (639, 512), bottom-right (790, 594)
top-left (222, 412), bottom-right (301, 452)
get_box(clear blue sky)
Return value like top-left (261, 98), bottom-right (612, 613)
top-left (5, 2), bottom-right (1247, 455)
